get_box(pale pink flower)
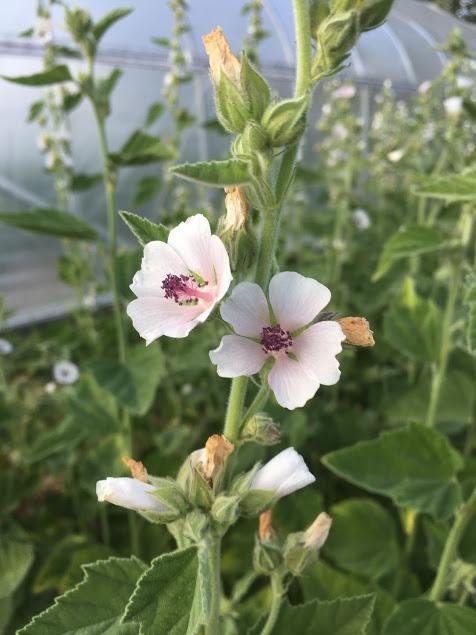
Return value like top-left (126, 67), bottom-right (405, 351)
top-left (127, 214), bottom-right (232, 343)
top-left (210, 272), bottom-right (345, 410)
top-left (333, 84), bottom-right (356, 99)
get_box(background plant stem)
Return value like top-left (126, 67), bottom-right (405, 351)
top-left (260, 573), bottom-right (284, 635)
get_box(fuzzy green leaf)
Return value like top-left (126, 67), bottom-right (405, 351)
top-left (2, 65), bottom-right (72, 86)
top-left (120, 211), bottom-right (168, 246)
top-left (0, 208), bottom-right (97, 241)
top-left (322, 423), bottom-right (463, 520)
top-left (92, 7), bottom-right (134, 42)
top-left (414, 169), bottom-right (476, 202)
top-left (171, 159), bottom-right (250, 187)
top-left (324, 498), bottom-right (400, 580)
top-left (122, 547), bottom-right (198, 634)
top-left (88, 344), bottom-right (165, 415)
top-left (250, 595), bottom-right (375, 635)
top-left (111, 130), bottom-right (173, 166)
top-left (373, 225), bottom-right (446, 281)
top-left (18, 557), bottom-right (145, 634)
top-left (70, 173), bottom-right (103, 191)
top-left (0, 540), bottom-right (34, 599)
top-left (383, 599), bottom-right (476, 635)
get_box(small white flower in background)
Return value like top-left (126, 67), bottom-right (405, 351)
top-left (327, 149), bottom-right (348, 167)
top-left (82, 293), bottom-right (96, 308)
top-left (96, 477), bottom-right (167, 512)
top-left (332, 124), bottom-right (348, 140)
top-left (387, 148), bottom-right (404, 163)
top-left (181, 383), bottom-right (193, 396)
top-left (0, 338), bottom-right (13, 355)
top-left (250, 447), bottom-right (316, 498)
top-left (456, 76), bottom-right (472, 90)
top-left (418, 80), bottom-right (431, 94)
top-left (444, 96), bottom-right (463, 118)
top-left (321, 103), bottom-right (332, 116)
top-left (353, 209), bottom-right (371, 230)
top-left (127, 214), bottom-right (232, 343)
top-left (303, 512), bottom-right (332, 549)
top-left (44, 152), bottom-right (56, 170)
top-left (210, 272), bottom-right (345, 409)
top-left (422, 122), bottom-right (436, 143)
top-left (45, 381), bottom-right (57, 394)
top-left (372, 112), bottom-right (383, 131)
top-left (332, 238), bottom-right (345, 250)
top-left (34, 16), bottom-right (52, 45)
top-left (163, 72), bottom-right (175, 87)
top-left (333, 84), bottom-right (356, 99)
top-left (383, 78), bottom-right (393, 90)
top-left (37, 131), bottom-right (50, 152)
top-left (53, 360), bottom-right (79, 385)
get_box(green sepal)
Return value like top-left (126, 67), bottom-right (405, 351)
top-left (240, 52), bottom-right (271, 120)
top-left (253, 537), bottom-right (283, 575)
top-left (230, 462), bottom-right (262, 495)
top-left (211, 495), bottom-right (240, 526)
top-left (241, 120), bottom-right (268, 153)
top-left (261, 95), bottom-right (308, 147)
top-left (183, 510), bottom-right (210, 544)
top-left (188, 467), bottom-right (214, 510)
top-left (148, 476), bottom-right (190, 516)
top-left (216, 70), bottom-right (250, 133)
top-left (283, 532), bottom-right (317, 576)
top-left (313, 10), bottom-right (359, 78)
top-left (240, 488), bottom-right (276, 517)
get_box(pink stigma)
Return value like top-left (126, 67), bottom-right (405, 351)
top-left (260, 325), bottom-right (293, 353)
top-left (161, 273), bottom-right (210, 304)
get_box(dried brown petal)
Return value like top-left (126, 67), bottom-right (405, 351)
top-left (259, 509), bottom-right (275, 542)
top-left (338, 316), bottom-right (375, 347)
top-left (202, 26), bottom-right (241, 88)
top-left (303, 512), bottom-right (332, 549)
top-left (223, 186), bottom-right (249, 232)
top-left (122, 456), bottom-right (149, 483)
top-left (203, 434), bottom-right (234, 481)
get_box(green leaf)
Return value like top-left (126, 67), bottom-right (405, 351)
top-left (240, 53), bottom-right (270, 120)
top-left (132, 176), bottom-right (162, 206)
top-left (0, 539), bottom-right (34, 598)
top-left (52, 45), bottom-right (82, 59)
top-left (324, 498), bottom-right (399, 580)
top-left (120, 211), bottom-right (168, 246)
top-left (384, 277), bottom-right (442, 363)
top-left (0, 208), bottom-right (97, 241)
top-left (171, 159), bottom-right (250, 187)
top-left (2, 65), bottom-right (72, 86)
top-left (301, 561), bottom-right (395, 635)
top-left (465, 278), bottom-right (476, 356)
top-left (26, 417), bottom-right (85, 464)
top-left (70, 173), bottom-right (102, 192)
top-left (251, 595), bottom-right (375, 635)
top-left (414, 169), bottom-right (476, 202)
top-left (19, 557), bottom-right (145, 635)
top-left (89, 345), bottom-right (165, 415)
top-left (63, 91), bottom-right (83, 112)
top-left (322, 423), bottom-right (463, 520)
top-left (122, 547), bottom-right (198, 634)
top-left (0, 596), bottom-right (14, 634)
top-left (68, 377), bottom-right (120, 436)
top-left (27, 100), bottom-right (44, 122)
top-left (383, 599), bottom-right (476, 635)
top-left (373, 225), bottom-right (446, 281)
top-left (92, 7), bottom-right (134, 42)
top-left (145, 101), bottom-right (164, 127)
top-left (111, 131), bottom-right (173, 166)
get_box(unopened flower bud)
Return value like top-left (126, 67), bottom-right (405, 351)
top-left (65, 7), bottom-right (93, 45)
top-left (303, 512), bottom-right (332, 549)
top-left (96, 477), bottom-right (166, 513)
top-left (242, 413), bottom-right (281, 446)
top-left (212, 494), bottom-right (240, 526)
top-left (338, 317), bottom-right (375, 347)
top-left (253, 537), bottom-right (282, 575)
top-left (250, 447), bottom-right (315, 499)
top-left (241, 121), bottom-right (268, 153)
top-left (261, 95), bottom-right (308, 147)
top-left (314, 10), bottom-right (359, 77)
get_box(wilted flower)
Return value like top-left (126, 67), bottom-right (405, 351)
top-left (127, 214), bottom-right (232, 343)
top-left (352, 208), bottom-right (371, 230)
top-left (387, 148), bottom-right (404, 163)
top-left (333, 84), bottom-right (356, 99)
top-left (303, 512), bottom-right (332, 549)
top-left (0, 338), bottom-right (13, 355)
top-left (202, 26), bottom-right (241, 88)
top-left (53, 361), bottom-right (79, 385)
top-left (96, 477), bottom-right (167, 512)
top-left (338, 316), bottom-right (375, 347)
top-left (250, 447), bottom-right (316, 498)
top-left (444, 96), bottom-right (463, 118)
top-left (210, 272), bottom-right (345, 409)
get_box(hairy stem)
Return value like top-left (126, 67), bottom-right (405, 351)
top-left (430, 486), bottom-right (476, 601)
top-left (260, 574), bottom-right (284, 635)
top-left (205, 538), bottom-right (222, 635)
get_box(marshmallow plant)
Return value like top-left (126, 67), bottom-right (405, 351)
top-left (18, 2), bottom-right (388, 634)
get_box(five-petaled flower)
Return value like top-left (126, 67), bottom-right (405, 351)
top-left (127, 214), bottom-right (232, 343)
top-left (209, 271), bottom-right (345, 409)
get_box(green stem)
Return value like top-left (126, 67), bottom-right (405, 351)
top-left (241, 382), bottom-right (270, 427)
top-left (430, 486), bottom-right (476, 601)
top-left (260, 574), bottom-right (284, 635)
top-left (223, 376), bottom-right (249, 443)
top-left (292, 0), bottom-right (311, 98)
top-left (205, 538), bottom-right (222, 635)
top-left (425, 264), bottom-right (459, 428)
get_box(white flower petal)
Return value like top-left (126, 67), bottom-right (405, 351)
top-left (53, 360), bottom-right (79, 385)
top-left (268, 355), bottom-right (320, 409)
top-left (269, 272), bottom-right (331, 332)
top-left (250, 447), bottom-right (315, 498)
top-left (167, 213), bottom-right (214, 281)
top-left (220, 282), bottom-right (269, 337)
top-left (127, 297), bottom-right (202, 343)
top-left (209, 335), bottom-right (267, 377)
top-left (209, 234), bottom-right (233, 300)
top-left (96, 477), bottom-right (166, 512)
top-left (130, 241), bottom-right (188, 298)
top-left (293, 321), bottom-right (345, 385)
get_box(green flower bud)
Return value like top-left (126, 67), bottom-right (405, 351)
top-left (212, 495), bottom-right (240, 526)
top-left (261, 95), bottom-right (308, 147)
top-left (241, 413), bottom-right (281, 446)
top-left (189, 466), bottom-right (214, 510)
top-left (216, 71), bottom-right (251, 134)
top-left (241, 121), bottom-right (268, 153)
top-left (356, 0), bottom-right (393, 31)
top-left (314, 10), bottom-right (359, 76)
top-left (253, 537), bottom-right (282, 575)
top-left (240, 488), bottom-right (275, 517)
top-left (283, 532), bottom-right (316, 576)
top-left (240, 53), bottom-right (271, 120)
top-left (310, 0), bottom-right (330, 35)
top-left (148, 476), bottom-right (190, 517)
top-left (64, 8), bottom-right (93, 45)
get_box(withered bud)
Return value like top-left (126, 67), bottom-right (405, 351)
top-left (122, 456), bottom-right (149, 483)
top-left (303, 512), bottom-right (332, 550)
top-left (203, 434), bottom-right (234, 481)
top-left (202, 26), bottom-right (241, 88)
top-left (259, 509), bottom-right (275, 542)
top-left (223, 186), bottom-right (249, 232)
top-left (338, 317), bottom-right (375, 347)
